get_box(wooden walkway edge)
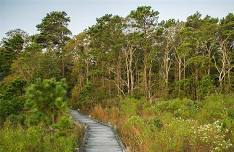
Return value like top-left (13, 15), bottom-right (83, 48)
top-left (70, 110), bottom-right (126, 152)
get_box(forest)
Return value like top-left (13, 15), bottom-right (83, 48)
top-left (0, 5), bottom-right (234, 152)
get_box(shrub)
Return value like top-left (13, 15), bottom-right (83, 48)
top-left (154, 98), bottom-right (198, 119)
top-left (122, 115), bottom-right (149, 152)
top-left (153, 117), bottom-right (195, 152)
top-left (191, 121), bottom-right (233, 152)
top-left (25, 78), bottom-right (68, 125)
top-left (53, 115), bottom-right (74, 130)
top-left (196, 94), bottom-right (234, 123)
top-left (120, 97), bottom-right (139, 116)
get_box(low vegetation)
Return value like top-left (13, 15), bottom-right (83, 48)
top-left (89, 95), bottom-right (234, 152)
top-left (0, 122), bottom-right (83, 152)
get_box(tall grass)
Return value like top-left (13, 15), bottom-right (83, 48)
top-left (89, 95), bottom-right (234, 152)
top-left (0, 122), bottom-right (84, 152)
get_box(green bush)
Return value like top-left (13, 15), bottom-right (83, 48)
top-left (120, 97), bottom-right (140, 116)
top-left (25, 78), bottom-right (68, 126)
top-left (196, 94), bottom-right (234, 123)
top-left (0, 79), bottom-right (26, 125)
top-left (152, 117), bottom-right (195, 152)
top-left (53, 115), bottom-right (74, 130)
top-left (124, 113), bottom-right (195, 152)
top-left (154, 98), bottom-right (198, 119)
top-left (0, 122), bottom-right (82, 152)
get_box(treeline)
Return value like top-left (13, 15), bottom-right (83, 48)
top-left (66, 6), bottom-right (234, 107)
top-left (0, 7), bottom-right (233, 108)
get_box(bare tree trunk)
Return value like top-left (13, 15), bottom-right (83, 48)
top-left (101, 61), bottom-right (105, 88)
top-left (124, 45), bottom-right (135, 95)
top-left (125, 50), bottom-right (130, 94)
top-left (108, 69), bottom-right (111, 96)
top-left (162, 44), bottom-right (170, 98)
top-left (213, 39), bottom-right (232, 93)
top-left (116, 56), bottom-right (121, 95)
top-left (195, 66), bottom-right (199, 100)
top-left (148, 65), bottom-right (152, 101)
top-left (207, 46), bottom-right (211, 75)
top-left (86, 59), bottom-right (89, 83)
top-left (183, 58), bottom-right (186, 95)
top-left (129, 46), bottom-right (134, 95)
top-left (62, 53), bottom-right (65, 77)
top-left (143, 58), bottom-right (148, 97)
top-left (178, 58), bottom-right (182, 96)
top-left (124, 46), bottom-right (131, 94)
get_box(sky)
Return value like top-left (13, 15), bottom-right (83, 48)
top-left (1, 0), bottom-right (234, 39)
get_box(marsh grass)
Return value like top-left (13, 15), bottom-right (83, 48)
top-left (0, 121), bottom-right (84, 152)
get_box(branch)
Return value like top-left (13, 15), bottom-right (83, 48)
top-left (212, 55), bottom-right (221, 73)
top-left (104, 78), bottom-right (126, 96)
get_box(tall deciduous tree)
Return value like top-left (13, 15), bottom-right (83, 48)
top-left (127, 6), bottom-right (159, 99)
top-left (214, 13), bottom-right (234, 92)
top-left (88, 14), bottom-right (125, 95)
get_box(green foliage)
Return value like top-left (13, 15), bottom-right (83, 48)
top-left (220, 13), bottom-right (234, 40)
top-left (128, 6), bottom-right (159, 29)
top-left (0, 79), bottom-right (26, 125)
top-left (64, 7), bottom-right (233, 101)
top-left (70, 81), bottom-right (94, 109)
top-left (197, 75), bottom-right (214, 99)
top-left (11, 50), bottom-right (62, 81)
top-left (155, 98), bottom-right (198, 119)
top-left (25, 78), bottom-right (68, 126)
top-left (71, 81), bottom-right (110, 109)
top-left (0, 122), bottom-right (82, 152)
top-left (152, 118), bottom-right (194, 152)
top-left (36, 11), bottom-right (71, 49)
top-left (147, 117), bottom-right (163, 129)
top-left (120, 98), bottom-right (139, 116)
top-left (0, 47), bottom-right (11, 80)
top-left (77, 81), bottom-right (93, 104)
top-left (0, 29), bottom-right (27, 80)
top-left (124, 113), bottom-right (195, 152)
top-left (196, 95), bottom-right (234, 124)
top-left (35, 52), bottom-right (62, 79)
top-left (98, 95), bottom-right (234, 151)
top-left (53, 115), bottom-right (74, 130)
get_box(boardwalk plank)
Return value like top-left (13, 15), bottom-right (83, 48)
top-left (71, 110), bottom-right (125, 152)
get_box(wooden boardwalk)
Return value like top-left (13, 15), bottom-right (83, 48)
top-left (70, 110), bottom-right (125, 152)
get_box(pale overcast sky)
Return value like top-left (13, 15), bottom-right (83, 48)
top-left (1, 0), bottom-right (234, 39)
